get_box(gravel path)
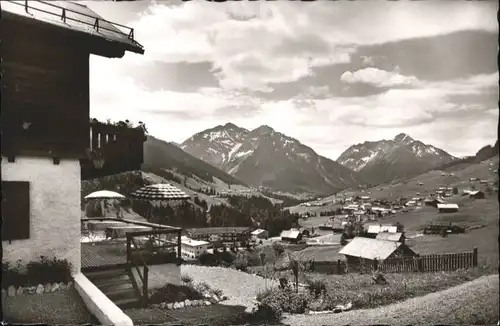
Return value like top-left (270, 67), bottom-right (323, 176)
top-left (181, 265), bottom-right (278, 311)
top-left (283, 274), bottom-right (499, 325)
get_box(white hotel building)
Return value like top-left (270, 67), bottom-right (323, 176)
top-left (180, 236), bottom-right (210, 260)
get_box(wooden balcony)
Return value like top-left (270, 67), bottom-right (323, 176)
top-left (81, 121), bottom-right (147, 180)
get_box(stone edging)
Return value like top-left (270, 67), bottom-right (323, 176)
top-left (151, 294), bottom-right (229, 310)
top-left (2, 282), bottom-right (73, 297)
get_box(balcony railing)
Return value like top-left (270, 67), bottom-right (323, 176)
top-left (81, 121), bottom-right (147, 179)
top-left (81, 217), bottom-right (182, 267)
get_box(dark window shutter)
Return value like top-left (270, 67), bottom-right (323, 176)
top-left (2, 181), bottom-right (30, 240)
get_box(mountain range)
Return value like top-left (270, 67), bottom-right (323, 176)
top-left (142, 123), bottom-right (495, 195)
top-left (180, 123), bottom-right (361, 194)
top-left (336, 133), bottom-right (458, 185)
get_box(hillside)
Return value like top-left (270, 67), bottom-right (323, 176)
top-left (336, 155), bottom-right (498, 201)
top-left (435, 139), bottom-right (499, 171)
top-left (180, 123), bottom-right (362, 195)
top-left (337, 133), bottom-right (457, 185)
top-left (143, 136), bottom-right (247, 187)
top-left (81, 169), bottom-right (302, 230)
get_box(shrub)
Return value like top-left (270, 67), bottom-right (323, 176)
top-left (272, 242), bottom-right (285, 257)
top-left (26, 256), bottom-right (72, 285)
top-left (234, 258), bottom-right (248, 271)
top-left (199, 252), bottom-right (219, 266)
top-left (340, 233), bottom-right (348, 245)
top-left (306, 279), bottom-right (327, 298)
top-left (193, 281), bottom-right (212, 295)
top-left (256, 287), bottom-right (312, 315)
top-left (217, 250), bottom-right (236, 265)
top-left (149, 283), bottom-right (204, 304)
top-left (192, 281), bottom-right (223, 298)
top-left (2, 261), bottom-right (27, 288)
top-left (240, 251), bottom-right (261, 267)
top-left (2, 257), bottom-right (72, 288)
top-left (181, 274), bottom-right (193, 284)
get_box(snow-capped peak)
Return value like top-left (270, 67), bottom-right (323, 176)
top-left (394, 133), bottom-right (414, 145)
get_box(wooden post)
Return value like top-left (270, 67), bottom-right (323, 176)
top-left (143, 265), bottom-right (149, 307)
top-left (177, 230), bottom-right (182, 264)
top-left (126, 234), bottom-right (131, 263)
top-left (337, 259), bottom-right (341, 274)
top-left (472, 247), bottom-right (478, 267)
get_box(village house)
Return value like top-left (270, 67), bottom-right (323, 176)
top-left (251, 228), bottom-right (269, 240)
top-left (462, 189), bottom-right (473, 196)
top-left (180, 236), bottom-right (209, 260)
top-left (468, 190), bottom-right (485, 199)
top-left (437, 203), bottom-right (459, 213)
top-left (1, 0), bottom-right (144, 275)
top-left (280, 229), bottom-right (303, 243)
top-left (185, 227), bottom-right (252, 245)
top-left (339, 237), bottom-right (417, 272)
top-left (365, 224), bottom-right (400, 238)
top-left (424, 197), bottom-right (446, 207)
top-left (375, 232), bottom-right (405, 243)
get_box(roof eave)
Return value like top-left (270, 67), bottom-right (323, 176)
top-left (3, 9), bottom-right (145, 57)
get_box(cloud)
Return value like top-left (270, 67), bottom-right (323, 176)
top-left (86, 0), bottom-right (498, 160)
top-left (341, 68), bottom-right (419, 88)
top-left (117, 0), bottom-right (496, 92)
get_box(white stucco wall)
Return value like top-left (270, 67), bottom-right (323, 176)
top-left (1, 156), bottom-right (81, 274)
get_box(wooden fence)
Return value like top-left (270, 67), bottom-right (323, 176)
top-left (309, 248), bottom-right (478, 275)
top-left (377, 248), bottom-right (478, 273)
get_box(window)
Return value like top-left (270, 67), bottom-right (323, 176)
top-left (2, 181), bottom-right (30, 241)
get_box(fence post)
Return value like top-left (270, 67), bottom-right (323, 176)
top-left (373, 258), bottom-right (379, 272)
top-left (143, 265), bottom-right (149, 307)
top-left (177, 230), bottom-right (182, 264)
top-left (473, 247), bottom-right (478, 267)
top-left (126, 234), bottom-right (131, 263)
top-left (337, 259), bottom-right (341, 274)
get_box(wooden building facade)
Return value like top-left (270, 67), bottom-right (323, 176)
top-left (1, 0), bottom-right (144, 273)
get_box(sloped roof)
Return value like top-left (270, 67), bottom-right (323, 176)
top-left (181, 236), bottom-right (209, 247)
top-left (1, 0), bottom-right (144, 54)
top-left (280, 229), bottom-right (301, 239)
top-left (437, 203), bottom-right (459, 210)
top-left (339, 237), bottom-right (405, 260)
top-left (186, 227), bottom-right (251, 236)
top-left (367, 224), bottom-right (398, 234)
top-left (375, 232), bottom-right (404, 242)
top-left (251, 229), bottom-right (267, 235)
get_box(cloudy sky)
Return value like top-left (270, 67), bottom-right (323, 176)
top-left (85, 0), bottom-right (498, 160)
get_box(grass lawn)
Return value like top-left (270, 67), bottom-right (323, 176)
top-left (305, 267), bottom-right (491, 310)
top-left (284, 274), bottom-right (499, 326)
top-left (167, 304), bottom-right (249, 326)
top-left (408, 227), bottom-right (499, 271)
top-left (2, 287), bottom-right (98, 324)
top-left (124, 307), bottom-right (180, 325)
